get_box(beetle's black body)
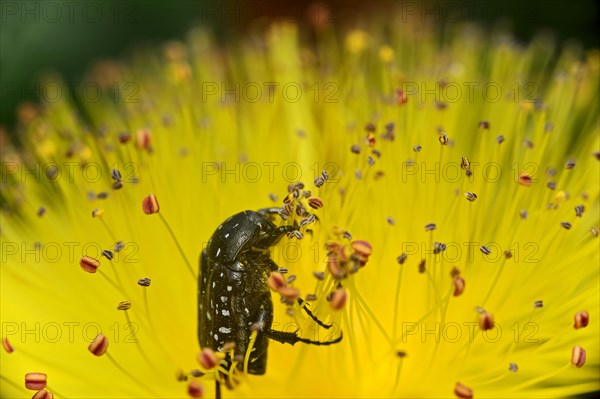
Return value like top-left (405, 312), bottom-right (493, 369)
top-left (198, 209), bottom-right (342, 384)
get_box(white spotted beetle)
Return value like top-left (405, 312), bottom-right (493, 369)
top-left (198, 208), bottom-right (342, 395)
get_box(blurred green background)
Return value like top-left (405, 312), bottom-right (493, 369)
top-left (0, 0), bottom-right (598, 129)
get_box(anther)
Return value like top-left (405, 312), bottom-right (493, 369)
top-left (479, 121), bottom-right (490, 129)
top-left (397, 253), bottom-right (407, 264)
top-left (111, 169), bottom-right (122, 181)
top-left (278, 267), bottom-right (288, 274)
top-left (117, 301), bottom-right (132, 311)
top-left (547, 181), bottom-right (557, 190)
top-left (479, 311), bottom-right (494, 330)
top-left (534, 300), bottom-right (543, 308)
top-left (453, 276), bottom-right (465, 297)
top-left (92, 208), bottom-right (104, 217)
top-left (509, 363), bottom-right (518, 372)
top-left (591, 227), bottom-right (599, 237)
top-left (571, 345), bottom-right (586, 368)
top-left (480, 246), bottom-right (491, 255)
top-left (102, 250), bottom-right (114, 260)
top-left (343, 231), bottom-right (352, 240)
top-left (425, 223), bottom-right (436, 232)
top-left (523, 140), bottom-right (534, 149)
top-left (25, 373), bottom-right (47, 390)
top-left (504, 250), bottom-right (513, 259)
top-left (367, 156), bottom-right (375, 166)
top-left (176, 369), bottom-right (187, 382)
top-left (32, 388), bottom-right (54, 399)
top-left (118, 132), bottom-right (131, 143)
top-left (413, 144), bottom-right (422, 152)
top-left (88, 334), bottom-right (108, 356)
top-left (136, 128), bottom-right (151, 150)
top-left (439, 132), bottom-right (448, 145)
top-left (519, 173), bottom-right (533, 186)
top-left (187, 380), bottom-right (204, 398)
top-left (387, 216), bottom-right (396, 225)
top-left (114, 241), bottom-right (125, 252)
top-left (37, 207), bottom-right (46, 217)
top-left (461, 156), bottom-right (471, 170)
top-left (288, 230), bottom-right (304, 239)
top-left (3, 337), bottom-right (14, 353)
top-left (268, 272), bottom-right (286, 292)
top-left (80, 255), bottom-right (100, 273)
top-left (308, 197), bottom-right (324, 209)
top-left (565, 159), bottom-right (576, 169)
top-left (351, 240), bottom-right (372, 257)
top-left (97, 192), bottom-right (109, 200)
top-left (190, 370), bottom-right (204, 377)
top-left (142, 194), bottom-right (160, 215)
top-left (574, 311), bottom-right (589, 329)
top-left (561, 222), bottom-right (572, 230)
top-left (351, 144), bottom-right (361, 154)
top-left (279, 287), bottom-right (301, 302)
top-left (575, 205), bottom-right (584, 217)
top-left (396, 351), bottom-right (407, 358)
top-left (198, 348), bottom-right (219, 370)
top-left (329, 288), bottom-right (347, 310)
top-left (313, 271), bottom-right (326, 281)
top-left (113, 181), bottom-right (124, 190)
top-left (520, 210), bottom-right (528, 219)
top-left (454, 382), bottom-right (473, 399)
top-left (269, 193), bottom-right (278, 202)
top-left (306, 294), bottom-right (317, 301)
top-left (433, 242), bottom-right (446, 254)
top-left (496, 135), bottom-right (505, 144)
top-left (287, 275), bottom-right (296, 284)
top-left (418, 259), bottom-right (426, 273)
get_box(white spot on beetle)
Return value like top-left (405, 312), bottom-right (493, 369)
top-left (206, 311), bottom-right (212, 320)
top-left (221, 309), bottom-right (230, 316)
top-left (216, 248), bottom-right (221, 257)
top-left (212, 282), bottom-right (215, 288)
top-left (219, 327), bottom-right (232, 334)
top-left (220, 273), bottom-right (223, 277)
top-left (226, 286), bottom-right (232, 291)
top-left (214, 333), bottom-right (219, 340)
top-left (224, 233), bottom-right (230, 238)
top-left (220, 296), bottom-right (227, 303)
top-left (234, 223), bottom-right (239, 228)
top-left (244, 307), bottom-right (249, 314)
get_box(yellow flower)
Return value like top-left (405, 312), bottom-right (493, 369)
top-left (1, 15), bottom-right (599, 399)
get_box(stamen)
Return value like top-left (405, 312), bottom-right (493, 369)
top-left (454, 382), bottom-right (473, 399)
top-left (479, 311), bottom-right (494, 330)
top-left (187, 381), bottom-right (204, 398)
top-left (574, 311), bottom-right (589, 329)
top-left (574, 205), bottom-right (584, 217)
top-left (328, 288), bottom-right (347, 310)
top-left (571, 345), bottom-right (586, 367)
top-left (565, 159), bottom-right (576, 169)
top-left (25, 373), bottom-right (47, 390)
top-left (453, 276), bottom-right (465, 297)
top-left (32, 388), bottom-right (54, 399)
top-left (197, 348), bottom-right (219, 370)
top-left (561, 222), bottom-right (572, 230)
top-left (397, 253), bottom-right (407, 264)
top-left (464, 192), bottom-right (478, 202)
top-left (80, 256), bottom-right (100, 273)
top-left (3, 337), bottom-right (14, 353)
top-left (308, 197), bottom-right (324, 209)
top-left (88, 334), bottom-right (108, 356)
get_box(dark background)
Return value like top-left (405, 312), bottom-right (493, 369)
top-left (0, 0), bottom-right (598, 129)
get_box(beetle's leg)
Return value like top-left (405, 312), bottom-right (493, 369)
top-left (216, 378), bottom-right (225, 399)
top-left (257, 225), bottom-right (298, 248)
top-left (297, 298), bottom-right (333, 329)
top-left (264, 329), bottom-right (343, 346)
top-left (257, 207), bottom-right (284, 217)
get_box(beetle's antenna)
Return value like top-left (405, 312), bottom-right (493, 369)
top-left (297, 298), bottom-right (332, 329)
